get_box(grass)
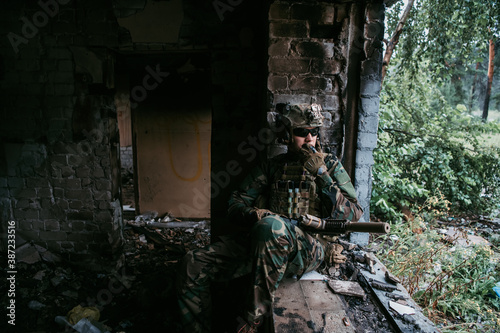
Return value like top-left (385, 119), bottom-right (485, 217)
top-left (471, 109), bottom-right (500, 148)
top-left (374, 196), bottom-right (500, 332)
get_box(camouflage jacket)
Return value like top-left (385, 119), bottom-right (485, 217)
top-left (228, 151), bottom-right (363, 228)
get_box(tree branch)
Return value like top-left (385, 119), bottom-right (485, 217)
top-left (381, 0), bottom-right (415, 86)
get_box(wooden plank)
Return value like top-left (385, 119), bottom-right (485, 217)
top-left (273, 279), bottom-right (312, 333)
top-left (272, 278), bottom-right (356, 333)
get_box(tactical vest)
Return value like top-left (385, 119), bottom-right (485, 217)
top-left (269, 163), bottom-right (321, 218)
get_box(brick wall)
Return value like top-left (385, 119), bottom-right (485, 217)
top-left (0, 0), bottom-right (122, 259)
top-left (354, 1), bottom-right (385, 230)
top-left (267, 1), bottom-right (353, 156)
top-left (0, 0), bottom-right (270, 253)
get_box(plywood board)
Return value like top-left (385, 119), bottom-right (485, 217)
top-left (135, 107), bottom-right (211, 218)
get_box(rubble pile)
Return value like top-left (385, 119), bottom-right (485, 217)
top-left (1, 218), bottom-right (211, 333)
top-left (315, 237), bottom-right (398, 333)
top-left (6, 214), bottom-right (496, 332)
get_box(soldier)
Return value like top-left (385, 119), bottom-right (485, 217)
top-left (177, 103), bottom-right (363, 333)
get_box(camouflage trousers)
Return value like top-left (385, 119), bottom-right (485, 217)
top-left (176, 215), bottom-right (324, 332)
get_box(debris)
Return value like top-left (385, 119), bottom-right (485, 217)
top-left (15, 243), bottom-right (61, 264)
top-left (364, 253), bottom-right (376, 274)
top-left (369, 278), bottom-right (399, 292)
top-left (61, 290), bottom-right (79, 299)
top-left (134, 211), bottom-right (158, 223)
top-left (147, 221), bottom-right (207, 229)
top-left (56, 316), bottom-right (109, 333)
top-left (328, 280), bottom-right (366, 299)
top-left (51, 275), bottom-right (65, 287)
top-left (328, 266), bottom-right (339, 277)
top-left (28, 300), bottom-right (46, 310)
top-left (349, 268), bottom-right (359, 281)
top-left (385, 270), bottom-right (401, 284)
top-left (67, 305), bottom-right (101, 325)
top-left (389, 301), bottom-right (415, 316)
top-left (353, 253), bottom-right (365, 263)
top-left (138, 234), bottom-right (147, 244)
top-left (445, 227), bottom-right (491, 247)
top-left (493, 282), bottom-right (500, 298)
top-left (35, 244), bottom-right (62, 263)
top-left (299, 270), bottom-right (327, 281)
top-left (338, 239), bottom-right (357, 251)
top-left (161, 212), bottom-right (176, 222)
top-left (16, 243), bottom-right (42, 264)
top-left (73, 318), bottom-right (110, 333)
top-left (33, 270), bottom-right (46, 281)
top-left (385, 292), bottom-right (406, 301)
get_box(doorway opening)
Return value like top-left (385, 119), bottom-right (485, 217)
top-left (115, 52), bottom-right (212, 220)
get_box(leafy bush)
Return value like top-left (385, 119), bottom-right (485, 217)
top-left (372, 61), bottom-right (500, 220)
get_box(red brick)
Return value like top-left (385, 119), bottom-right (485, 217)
top-left (292, 41), bottom-right (325, 58)
top-left (290, 76), bottom-right (328, 91)
top-left (268, 75), bottom-right (288, 91)
top-left (270, 22), bottom-right (308, 38)
top-left (39, 231), bottom-right (67, 241)
top-left (269, 58), bottom-right (310, 74)
top-left (268, 39), bottom-right (290, 57)
top-left (269, 3), bottom-right (290, 20)
top-left (310, 24), bottom-right (340, 40)
top-left (290, 4), bottom-right (321, 22)
top-left (311, 59), bottom-right (343, 75)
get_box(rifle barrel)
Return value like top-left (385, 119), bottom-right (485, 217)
top-left (345, 222), bottom-right (390, 234)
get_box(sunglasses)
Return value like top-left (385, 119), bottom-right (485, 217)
top-left (293, 127), bottom-right (320, 137)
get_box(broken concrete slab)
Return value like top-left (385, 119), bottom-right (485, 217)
top-left (445, 227), bottom-right (491, 247)
top-left (299, 270), bottom-right (327, 281)
top-left (389, 301), bottom-right (416, 316)
top-left (16, 243), bottom-right (42, 264)
top-left (328, 280), bottom-right (366, 299)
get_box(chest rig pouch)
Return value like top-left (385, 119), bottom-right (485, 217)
top-left (269, 163), bottom-right (321, 218)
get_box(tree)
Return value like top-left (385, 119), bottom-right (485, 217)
top-left (381, 0), bottom-right (414, 85)
top-left (483, 38), bottom-right (495, 121)
top-left (383, 0), bottom-right (500, 118)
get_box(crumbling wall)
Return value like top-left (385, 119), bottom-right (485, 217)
top-left (0, 0), bottom-right (383, 256)
top-left (0, 0), bottom-right (123, 259)
top-left (266, 0), bottom-right (385, 238)
top-left (354, 1), bottom-right (385, 236)
top-left (267, 1), bottom-right (347, 156)
top-left (0, 0), bottom-right (270, 253)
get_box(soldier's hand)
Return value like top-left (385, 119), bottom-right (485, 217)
top-left (251, 208), bottom-right (273, 221)
top-left (300, 145), bottom-right (327, 176)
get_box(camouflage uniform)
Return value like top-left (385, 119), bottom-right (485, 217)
top-left (177, 104), bottom-right (363, 332)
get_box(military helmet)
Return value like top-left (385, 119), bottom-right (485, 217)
top-left (278, 103), bottom-right (324, 129)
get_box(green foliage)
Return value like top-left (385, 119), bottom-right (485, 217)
top-left (372, 61), bottom-right (500, 220)
top-left (388, 0), bottom-right (500, 78)
top-left (376, 217), bottom-right (500, 332)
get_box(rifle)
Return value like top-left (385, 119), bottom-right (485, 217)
top-left (297, 214), bottom-right (390, 235)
